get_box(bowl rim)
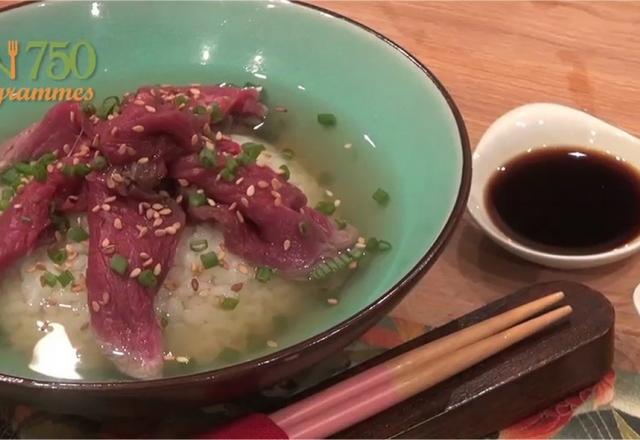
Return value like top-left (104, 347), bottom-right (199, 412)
top-left (0, 0), bottom-right (472, 391)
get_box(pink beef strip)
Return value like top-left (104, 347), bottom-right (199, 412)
top-left (85, 174), bottom-right (185, 379)
top-left (0, 102), bottom-right (86, 171)
top-left (0, 169), bottom-right (81, 273)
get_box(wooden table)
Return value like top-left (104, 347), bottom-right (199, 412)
top-left (312, 1), bottom-right (640, 374)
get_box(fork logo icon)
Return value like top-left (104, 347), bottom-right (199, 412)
top-left (0, 40), bottom-right (19, 80)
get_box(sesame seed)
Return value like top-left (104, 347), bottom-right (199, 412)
top-left (205, 140), bottom-right (215, 150)
top-left (69, 111), bottom-right (75, 123)
top-left (215, 131), bottom-right (223, 141)
top-left (104, 196), bottom-right (117, 203)
top-left (327, 298), bottom-right (339, 305)
top-left (92, 134), bottom-right (100, 147)
top-left (257, 180), bottom-right (269, 189)
top-left (153, 263), bottom-right (162, 276)
top-left (72, 158), bottom-right (80, 165)
top-left (112, 173), bottom-right (124, 183)
top-left (344, 143), bottom-right (352, 149)
top-left (274, 198), bottom-right (282, 207)
top-left (271, 179), bottom-right (283, 190)
top-left (150, 203), bottom-right (162, 210)
top-left (140, 252), bottom-right (150, 259)
top-left (143, 258), bottom-right (154, 267)
top-left (102, 292), bottom-right (110, 304)
top-left (63, 144), bottom-right (71, 154)
top-left (189, 88), bottom-right (200, 96)
top-left (132, 125), bottom-right (145, 133)
top-left (91, 301), bottom-right (100, 312)
top-left (146, 209), bottom-right (155, 220)
top-left (176, 195), bottom-right (184, 203)
top-left (240, 197), bottom-right (249, 208)
top-left (271, 190), bottom-right (282, 199)
top-left (138, 157), bottom-right (150, 164)
top-left (113, 218), bottom-right (123, 230)
top-left (134, 99), bottom-right (145, 106)
top-left (176, 356), bottom-right (190, 364)
top-left (236, 211), bottom-right (244, 223)
top-left (355, 242), bottom-right (366, 249)
top-left (207, 198), bottom-right (216, 206)
top-left (228, 202), bottom-right (237, 211)
top-left (178, 179), bottom-right (189, 187)
top-left (110, 126), bottom-right (119, 136)
top-left (118, 144), bottom-right (128, 155)
top-left (283, 239), bottom-right (291, 251)
top-left (165, 226), bottom-right (177, 235)
top-left (203, 123), bottom-right (212, 137)
top-left (235, 177), bottom-right (244, 185)
top-left (267, 340), bottom-right (278, 348)
top-left (107, 114), bottom-right (115, 121)
top-left (47, 164), bottom-right (55, 173)
top-left (191, 134), bottom-right (199, 146)
top-left (14, 204), bottom-right (22, 209)
top-left (145, 105), bottom-right (156, 113)
top-left (129, 268), bottom-right (141, 278)
top-left (101, 204), bottom-right (111, 212)
top-left (334, 199), bottom-right (341, 207)
top-left (153, 211), bottom-right (160, 219)
top-left (159, 208), bottom-right (172, 216)
top-left (101, 238), bottom-right (110, 248)
top-left (136, 225), bottom-right (149, 238)
top-left (153, 218), bottom-right (163, 227)
top-left (246, 185), bottom-right (255, 197)
top-left (325, 190), bottom-right (334, 197)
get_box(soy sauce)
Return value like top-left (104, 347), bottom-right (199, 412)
top-left (487, 147), bottom-right (640, 255)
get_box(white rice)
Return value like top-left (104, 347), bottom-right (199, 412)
top-left (0, 141), bottom-right (333, 378)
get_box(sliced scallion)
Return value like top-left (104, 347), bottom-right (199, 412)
top-left (57, 270), bottom-right (74, 287)
top-left (1, 168), bottom-right (21, 186)
top-left (199, 148), bottom-right (216, 169)
top-left (138, 270), bottom-right (157, 288)
top-left (210, 102), bottom-right (224, 123)
top-left (32, 163), bottom-right (47, 182)
top-left (317, 113), bottom-right (337, 126)
top-left (220, 296), bottom-right (239, 310)
top-left (47, 247), bottom-right (68, 265)
top-left (188, 192), bottom-right (206, 207)
top-left (68, 226), bottom-right (89, 242)
top-left (110, 254), bottom-right (128, 276)
top-left (279, 165), bottom-right (290, 181)
top-left (96, 96), bottom-right (121, 119)
top-left (377, 240), bottom-right (392, 251)
top-left (40, 271), bottom-right (58, 288)
top-left (200, 252), bottom-right (219, 269)
top-left (189, 239), bottom-right (209, 252)
top-left (193, 105), bottom-right (208, 115)
top-left (255, 266), bottom-right (273, 283)
top-left (315, 201), bottom-right (336, 215)
top-left (281, 148), bottom-right (294, 160)
top-left (241, 143), bottom-right (265, 162)
top-left (335, 218), bottom-right (348, 230)
top-left (15, 163), bottom-right (34, 175)
top-left (175, 95), bottom-right (189, 107)
top-left (372, 188), bottom-right (390, 206)
top-left (91, 155), bottom-right (107, 170)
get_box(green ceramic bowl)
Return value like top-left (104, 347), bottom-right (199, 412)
top-left (0, 1), bottom-right (470, 412)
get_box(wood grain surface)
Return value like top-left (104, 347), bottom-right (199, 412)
top-left (1, 0), bottom-right (639, 374)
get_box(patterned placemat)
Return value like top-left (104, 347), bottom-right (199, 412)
top-left (1, 315), bottom-right (639, 439)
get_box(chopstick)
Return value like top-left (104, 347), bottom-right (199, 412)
top-left (272, 292), bottom-right (570, 439)
top-left (271, 291), bottom-right (565, 428)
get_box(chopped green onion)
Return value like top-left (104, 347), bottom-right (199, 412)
top-left (189, 192), bottom-right (207, 207)
top-left (366, 237), bottom-right (379, 252)
top-left (241, 143), bottom-right (265, 162)
top-left (255, 266), bottom-right (273, 283)
top-left (47, 247), bottom-right (68, 265)
top-left (377, 240), bottom-right (392, 251)
top-left (96, 96), bottom-right (120, 119)
top-left (110, 254), bottom-right (128, 276)
top-left (15, 163), bottom-right (34, 175)
top-left (335, 219), bottom-right (348, 230)
top-left (81, 101), bottom-right (96, 115)
top-left (220, 157), bottom-right (239, 182)
top-left (372, 188), bottom-right (390, 206)
top-left (38, 153), bottom-right (56, 166)
top-left (57, 270), bottom-right (74, 287)
top-left (279, 165), bottom-right (290, 181)
top-left (189, 239), bottom-right (209, 252)
top-left (68, 226), bottom-right (89, 242)
top-left (317, 113), bottom-right (337, 126)
top-left (138, 270), bottom-right (157, 288)
top-left (2, 188), bottom-right (15, 201)
top-left (298, 221), bottom-right (309, 237)
top-left (1, 168), bottom-right (21, 186)
top-left (73, 164), bottom-right (92, 177)
top-left (315, 201), bottom-right (336, 215)
top-left (62, 164), bottom-right (75, 177)
top-left (175, 95), bottom-right (189, 107)
top-left (199, 148), bottom-right (216, 168)
top-left (210, 102), bottom-right (224, 123)
top-left (281, 148), bottom-right (295, 160)
top-left (91, 155), bottom-right (107, 170)
top-left (220, 296), bottom-right (239, 310)
top-left (193, 105), bottom-right (208, 115)
top-left (50, 213), bottom-right (69, 232)
top-left (40, 271), bottom-right (58, 288)
top-left (200, 252), bottom-right (219, 269)
top-left (32, 163), bottom-right (47, 182)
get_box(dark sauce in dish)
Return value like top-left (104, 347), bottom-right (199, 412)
top-left (487, 147), bottom-right (640, 255)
